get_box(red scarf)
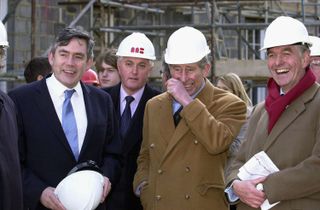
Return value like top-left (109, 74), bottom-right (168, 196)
top-left (265, 68), bottom-right (315, 133)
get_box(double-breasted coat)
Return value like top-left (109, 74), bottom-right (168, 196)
top-left (134, 79), bottom-right (246, 210)
top-left (227, 83), bottom-right (320, 210)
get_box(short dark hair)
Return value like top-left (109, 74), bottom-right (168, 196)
top-left (50, 26), bottom-right (95, 59)
top-left (24, 56), bottom-right (52, 83)
top-left (95, 48), bottom-right (118, 73)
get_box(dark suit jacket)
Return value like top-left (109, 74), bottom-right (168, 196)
top-left (8, 77), bottom-right (122, 210)
top-left (0, 91), bottom-right (23, 210)
top-left (104, 83), bottom-right (160, 210)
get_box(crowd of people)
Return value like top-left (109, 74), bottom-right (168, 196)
top-left (1, 15), bottom-right (320, 210)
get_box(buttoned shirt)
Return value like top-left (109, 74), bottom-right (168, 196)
top-left (46, 74), bottom-right (87, 152)
top-left (120, 85), bottom-right (145, 117)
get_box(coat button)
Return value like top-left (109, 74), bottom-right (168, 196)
top-left (158, 169), bottom-right (163, 174)
top-left (185, 167), bottom-right (190, 172)
top-left (185, 194), bottom-right (190, 200)
top-left (194, 140), bottom-right (198, 145)
top-left (156, 195), bottom-right (161, 200)
top-left (150, 143), bottom-right (155, 148)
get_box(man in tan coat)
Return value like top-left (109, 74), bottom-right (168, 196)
top-left (133, 26), bottom-right (246, 210)
top-left (226, 16), bottom-right (320, 210)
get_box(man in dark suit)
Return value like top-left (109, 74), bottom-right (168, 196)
top-left (104, 32), bottom-right (160, 210)
top-left (0, 20), bottom-right (23, 210)
top-left (9, 27), bottom-right (122, 210)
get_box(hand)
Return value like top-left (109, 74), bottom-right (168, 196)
top-left (166, 78), bottom-right (192, 106)
top-left (233, 177), bottom-right (267, 208)
top-left (40, 187), bottom-right (66, 210)
top-left (100, 176), bottom-right (112, 203)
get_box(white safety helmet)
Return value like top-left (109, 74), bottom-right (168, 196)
top-left (164, 26), bottom-right (210, 64)
top-left (54, 170), bottom-right (104, 210)
top-left (116, 32), bottom-right (156, 60)
top-left (0, 21), bottom-right (8, 47)
top-left (261, 16), bottom-right (312, 50)
top-left (309, 36), bottom-right (320, 56)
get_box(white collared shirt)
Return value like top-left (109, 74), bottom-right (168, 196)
top-left (120, 85), bottom-right (145, 117)
top-left (46, 74), bottom-right (87, 152)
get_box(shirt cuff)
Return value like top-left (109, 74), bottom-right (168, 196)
top-left (224, 180), bottom-right (240, 203)
top-left (134, 181), bottom-right (147, 197)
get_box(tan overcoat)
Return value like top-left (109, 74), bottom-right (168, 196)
top-left (227, 83), bottom-right (320, 210)
top-left (134, 79), bottom-right (246, 210)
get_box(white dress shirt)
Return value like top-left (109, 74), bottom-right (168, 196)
top-left (46, 74), bottom-right (88, 153)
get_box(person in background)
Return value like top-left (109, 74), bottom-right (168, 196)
top-left (104, 32), bottom-right (160, 210)
top-left (216, 72), bottom-right (253, 210)
top-left (81, 68), bottom-right (99, 86)
top-left (24, 56), bottom-right (52, 83)
top-left (309, 35), bottom-right (320, 82)
top-left (225, 16), bottom-right (320, 210)
top-left (9, 26), bottom-right (122, 210)
top-left (0, 20), bottom-right (23, 210)
top-left (134, 26), bottom-right (246, 210)
top-left (95, 48), bottom-right (120, 88)
top-left (160, 61), bottom-right (170, 91)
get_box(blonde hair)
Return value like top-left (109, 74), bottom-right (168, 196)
top-left (217, 73), bottom-right (252, 106)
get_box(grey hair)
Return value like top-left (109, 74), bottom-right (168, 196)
top-left (117, 56), bottom-right (154, 67)
top-left (197, 54), bottom-right (212, 69)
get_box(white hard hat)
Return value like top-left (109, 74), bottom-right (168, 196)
top-left (261, 16), bottom-right (312, 50)
top-left (0, 21), bottom-right (8, 47)
top-left (116, 32), bottom-right (156, 60)
top-left (54, 170), bottom-right (104, 210)
top-left (164, 26), bottom-right (210, 64)
top-left (309, 36), bottom-right (320, 56)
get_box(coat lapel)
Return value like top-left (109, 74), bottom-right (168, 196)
top-left (79, 83), bottom-right (93, 158)
top-left (124, 85), bottom-right (151, 152)
top-left (159, 93), bottom-right (176, 147)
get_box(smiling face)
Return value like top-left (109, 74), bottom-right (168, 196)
top-left (310, 56), bottom-right (320, 83)
top-left (117, 57), bottom-right (152, 95)
top-left (267, 44), bottom-right (310, 93)
top-left (49, 37), bottom-right (93, 88)
top-left (169, 62), bottom-right (209, 96)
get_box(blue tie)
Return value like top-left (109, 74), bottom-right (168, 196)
top-left (62, 89), bottom-right (79, 160)
top-left (120, 96), bottom-right (134, 137)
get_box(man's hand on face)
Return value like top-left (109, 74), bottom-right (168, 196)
top-left (166, 78), bottom-right (193, 106)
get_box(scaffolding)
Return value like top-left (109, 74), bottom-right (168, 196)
top-left (56, 0), bottom-right (320, 79)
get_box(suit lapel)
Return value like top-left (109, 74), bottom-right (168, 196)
top-left (79, 84), bottom-right (94, 158)
top-left (34, 80), bottom-right (75, 158)
top-left (123, 85), bottom-right (149, 152)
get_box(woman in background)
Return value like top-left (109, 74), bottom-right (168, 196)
top-left (216, 73), bottom-right (253, 210)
